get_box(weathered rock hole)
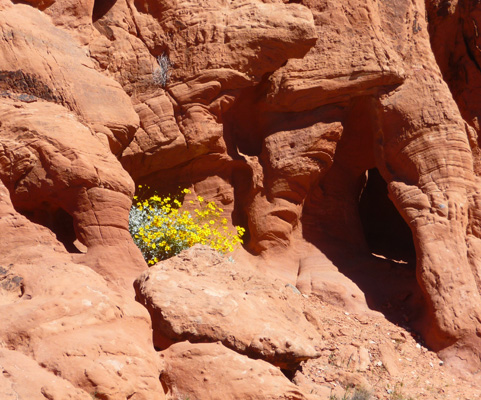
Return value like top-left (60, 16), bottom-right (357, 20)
top-left (351, 168), bottom-right (426, 330)
top-left (281, 367), bottom-right (299, 381)
top-left (359, 168), bottom-right (416, 264)
top-left (160, 379), bottom-right (169, 396)
top-left (92, 0), bottom-right (117, 23)
top-left (19, 206), bottom-right (82, 254)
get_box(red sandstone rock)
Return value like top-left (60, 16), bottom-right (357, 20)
top-left (0, 3), bottom-right (139, 155)
top-left (160, 341), bottom-right (315, 400)
top-left (0, 348), bottom-right (91, 400)
top-left (296, 254), bottom-right (371, 315)
top-left (0, 1), bottom-right (147, 291)
top-left (0, 182), bottom-right (164, 399)
top-left (0, 99), bottom-right (146, 290)
top-left (223, 0), bottom-right (481, 371)
top-left (117, 0), bottom-right (318, 183)
top-left (1, 0), bottom-right (481, 395)
top-left (135, 246), bottom-right (322, 370)
top-left (426, 0), bottom-right (481, 172)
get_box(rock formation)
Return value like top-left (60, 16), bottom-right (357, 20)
top-left (2, 0), bottom-right (481, 398)
top-left (0, 181), bottom-right (164, 399)
top-left (160, 341), bottom-right (316, 400)
top-left (134, 245), bottom-right (322, 370)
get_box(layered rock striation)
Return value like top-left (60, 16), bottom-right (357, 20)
top-left (2, 0), bottom-right (481, 397)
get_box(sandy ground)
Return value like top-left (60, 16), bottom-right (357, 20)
top-left (294, 296), bottom-right (481, 400)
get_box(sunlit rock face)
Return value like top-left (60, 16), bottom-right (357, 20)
top-left (1, 0), bottom-right (481, 394)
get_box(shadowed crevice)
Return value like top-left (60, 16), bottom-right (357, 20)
top-left (18, 206), bottom-right (81, 254)
top-left (93, 0), bottom-right (117, 23)
top-left (359, 168), bottom-right (416, 264)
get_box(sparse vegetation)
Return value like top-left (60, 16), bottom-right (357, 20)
top-left (388, 382), bottom-right (415, 400)
top-left (152, 53), bottom-right (172, 87)
top-left (328, 385), bottom-right (415, 400)
top-left (352, 387), bottom-right (372, 400)
top-left (330, 387), bottom-right (372, 400)
top-left (129, 186), bottom-right (245, 264)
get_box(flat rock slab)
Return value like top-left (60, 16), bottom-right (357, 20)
top-left (161, 341), bottom-right (315, 400)
top-left (135, 246), bottom-right (322, 369)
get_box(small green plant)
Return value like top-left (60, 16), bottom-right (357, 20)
top-left (329, 392), bottom-right (350, 400)
top-left (388, 382), bottom-right (414, 400)
top-left (129, 187), bottom-right (245, 264)
top-left (328, 351), bottom-right (338, 366)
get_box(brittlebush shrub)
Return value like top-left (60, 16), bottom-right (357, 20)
top-left (129, 187), bottom-right (245, 264)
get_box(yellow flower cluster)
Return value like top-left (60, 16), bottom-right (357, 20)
top-left (129, 188), bottom-right (245, 265)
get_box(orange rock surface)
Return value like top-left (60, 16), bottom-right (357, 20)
top-left (1, 0), bottom-right (481, 398)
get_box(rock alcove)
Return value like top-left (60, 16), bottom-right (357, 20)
top-left (359, 168), bottom-right (416, 265)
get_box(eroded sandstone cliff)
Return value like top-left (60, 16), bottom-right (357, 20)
top-left (1, 0), bottom-right (481, 398)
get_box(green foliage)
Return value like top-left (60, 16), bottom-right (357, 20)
top-left (129, 187), bottom-right (245, 264)
top-left (388, 382), bottom-right (415, 400)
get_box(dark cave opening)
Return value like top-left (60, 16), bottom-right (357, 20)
top-left (353, 168), bottom-right (428, 332)
top-left (359, 168), bottom-right (416, 264)
top-left (20, 206), bottom-right (81, 254)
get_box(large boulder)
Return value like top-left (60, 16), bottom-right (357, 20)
top-left (160, 341), bottom-right (316, 400)
top-left (135, 246), bottom-right (322, 370)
